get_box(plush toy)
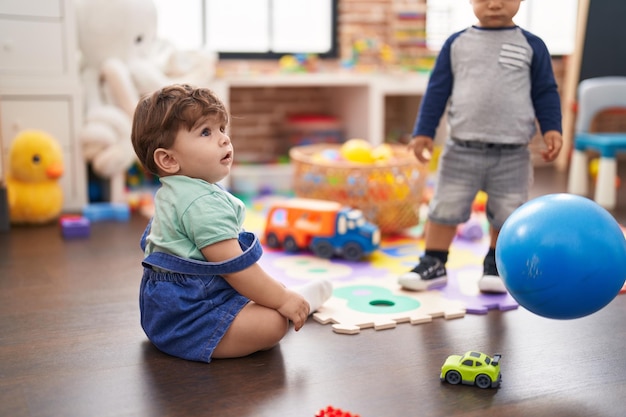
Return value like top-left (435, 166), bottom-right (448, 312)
top-left (74, 0), bottom-right (215, 182)
top-left (6, 130), bottom-right (64, 224)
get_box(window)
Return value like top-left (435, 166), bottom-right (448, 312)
top-left (426, 0), bottom-right (578, 55)
top-left (153, 0), bottom-right (338, 59)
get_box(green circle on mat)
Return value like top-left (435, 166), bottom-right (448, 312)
top-left (292, 259), bottom-right (330, 274)
top-left (333, 285), bottom-right (421, 314)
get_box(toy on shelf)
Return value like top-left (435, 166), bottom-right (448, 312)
top-left (264, 198), bottom-right (380, 261)
top-left (59, 216), bottom-right (91, 239)
top-left (278, 53), bottom-right (319, 73)
top-left (125, 161), bottom-right (159, 212)
top-left (6, 130), bottom-right (64, 225)
top-left (315, 405), bottom-right (360, 417)
top-left (343, 37), bottom-right (396, 72)
top-left (440, 351), bottom-right (502, 389)
top-left (284, 114), bottom-right (344, 149)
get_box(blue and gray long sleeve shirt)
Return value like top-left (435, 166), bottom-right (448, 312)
top-left (413, 26), bottom-right (562, 144)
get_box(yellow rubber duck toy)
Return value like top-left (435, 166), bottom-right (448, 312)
top-left (6, 130), bottom-right (64, 224)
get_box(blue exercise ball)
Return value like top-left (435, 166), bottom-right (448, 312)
top-left (496, 193), bottom-right (626, 319)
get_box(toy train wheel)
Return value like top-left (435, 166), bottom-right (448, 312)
top-left (312, 240), bottom-right (334, 259)
top-left (283, 236), bottom-right (299, 253)
top-left (445, 371), bottom-right (461, 385)
top-left (475, 374), bottom-right (491, 389)
top-left (266, 233), bottom-right (280, 248)
top-left (342, 242), bottom-right (364, 261)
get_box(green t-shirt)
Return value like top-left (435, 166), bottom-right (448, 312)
top-left (145, 175), bottom-right (246, 261)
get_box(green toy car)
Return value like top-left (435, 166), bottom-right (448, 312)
top-left (440, 351), bottom-right (502, 389)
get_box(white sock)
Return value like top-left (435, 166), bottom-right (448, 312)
top-left (294, 279), bottom-right (333, 313)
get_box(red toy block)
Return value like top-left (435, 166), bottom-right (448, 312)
top-left (315, 405), bottom-right (360, 417)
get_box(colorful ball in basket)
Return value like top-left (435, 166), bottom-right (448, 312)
top-left (495, 193), bottom-right (626, 320)
top-left (371, 143), bottom-right (394, 163)
top-left (340, 138), bottom-right (374, 163)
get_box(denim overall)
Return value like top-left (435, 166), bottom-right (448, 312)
top-left (139, 221), bottom-right (262, 362)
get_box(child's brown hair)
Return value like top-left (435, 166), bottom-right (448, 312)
top-left (131, 84), bottom-right (228, 175)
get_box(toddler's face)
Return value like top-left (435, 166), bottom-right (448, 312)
top-left (169, 115), bottom-right (233, 184)
top-left (470, 0), bottom-right (522, 28)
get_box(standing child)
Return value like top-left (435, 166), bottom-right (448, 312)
top-left (399, 0), bottom-right (563, 293)
top-left (131, 84), bottom-right (332, 362)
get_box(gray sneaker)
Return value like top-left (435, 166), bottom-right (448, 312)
top-left (398, 255), bottom-right (447, 291)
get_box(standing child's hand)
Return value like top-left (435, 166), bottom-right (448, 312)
top-left (277, 290), bottom-right (310, 331)
top-left (541, 130), bottom-right (563, 162)
top-left (408, 135), bottom-right (434, 164)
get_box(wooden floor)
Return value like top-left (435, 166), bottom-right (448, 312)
top-left (2, 166), bottom-right (626, 417)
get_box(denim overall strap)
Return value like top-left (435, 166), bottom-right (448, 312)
top-left (140, 218), bottom-right (152, 252)
top-left (142, 231), bottom-right (262, 276)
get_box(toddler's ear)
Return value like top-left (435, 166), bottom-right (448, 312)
top-left (153, 148), bottom-right (180, 174)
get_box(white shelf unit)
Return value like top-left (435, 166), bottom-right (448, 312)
top-left (210, 72), bottom-right (431, 191)
top-left (0, 0), bottom-right (87, 211)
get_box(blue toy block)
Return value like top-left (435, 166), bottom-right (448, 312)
top-left (60, 216), bottom-right (91, 239)
top-left (82, 202), bottom-right (130, 222)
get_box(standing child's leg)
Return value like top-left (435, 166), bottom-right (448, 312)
top-left (399, 221), bottom-right (457, 291)
top-left (400, 141), bottom-right (479, 291)
top-left (478, 226), bottom-right (507, 293)
top-left (479, 146), bottom-right (531, 294)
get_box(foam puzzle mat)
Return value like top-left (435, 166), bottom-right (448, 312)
top-left (312, 279), bottom-right (466, 334)
top-left (243, 196), bottom-right (522, 334)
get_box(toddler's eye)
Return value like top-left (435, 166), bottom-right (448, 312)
top-left (220, 126), bottom-right (227, 133)
top-left (201, 128), bottom-right (211, 136)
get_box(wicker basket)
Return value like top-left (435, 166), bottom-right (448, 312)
top-left (290, 143), bottom-right (428, 234)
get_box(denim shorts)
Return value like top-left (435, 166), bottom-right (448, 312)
top-left (428, 139), bottom-right (532, 229)
top-left (139, 222), bottom-right (261, 362)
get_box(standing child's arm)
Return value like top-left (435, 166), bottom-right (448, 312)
top-left (412, 33), bottom-right (456, 140)
top-left (526, 30), bottom-right (563, 162)
top-left (540, 130), bottom-right (563, 162)
top-left (408, 135), bottom-right (435, 163)
top-left (200, 238), bottom-right (310, 330)
top-left (409, 33), bottom-right (457, 164)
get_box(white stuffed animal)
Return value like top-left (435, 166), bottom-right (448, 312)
top-left (75, 0), bottom-right (215, 190)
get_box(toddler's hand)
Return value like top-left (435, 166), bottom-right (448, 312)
top-left (541, 130), bottom-right (563, 162)
top-left (278, 290), bottom-right (310, 331)
top-left (408, 135), bottom-right (433, 164)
